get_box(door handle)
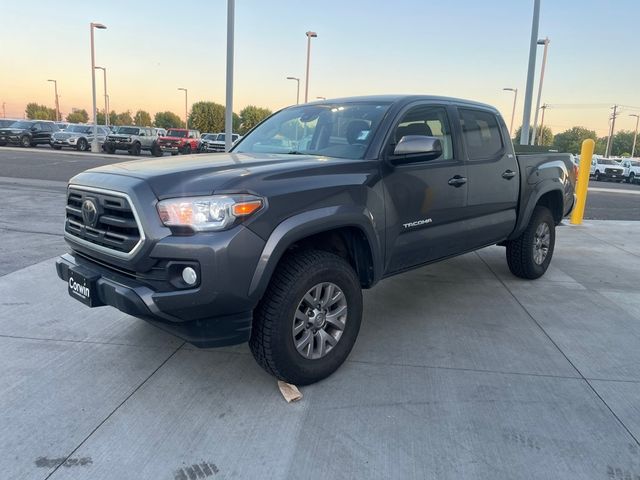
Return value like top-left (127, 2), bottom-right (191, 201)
top-left (448, 175), bottom-right (467, 187)
top-left (502, 170), bottom-right (516, 180)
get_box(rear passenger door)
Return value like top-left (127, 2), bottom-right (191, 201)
top-left (457, 107), bottom-right (519, 246)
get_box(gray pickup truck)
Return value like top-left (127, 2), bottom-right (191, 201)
top-left (56, 95), bottom-right (576, 384)
top-left (103, 126), bottom-right (161, 156)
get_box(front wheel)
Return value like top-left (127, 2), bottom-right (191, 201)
top-left (630, 172), bottom-right (636, 184)
top-left (129, 142), bottom-right (141, 156)
top-left (595, 170), bottom-right (601, 181)
top-left (21, 136), bottom-right (32, 148)
top-left (105, 144), bottom-right (116, 154)
top-left (249, 250), bottom-right (363, 385)
top-left (506, 206), bottom-right (555, 280)
top-left (76, 138), bottom-right (88, 151)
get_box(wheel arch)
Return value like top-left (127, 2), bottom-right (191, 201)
top-left (247, 206), bottom-right (382, 302)
top-left (509, 185), bottom-right (564, 240)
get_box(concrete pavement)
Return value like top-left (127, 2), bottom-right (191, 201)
top-left (1, 214), bottom-right (640, 478)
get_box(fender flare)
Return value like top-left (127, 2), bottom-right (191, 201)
top-left (247, 205), bottom-right (382, 301)
top-left (509, 181), bottom-right (564, 240)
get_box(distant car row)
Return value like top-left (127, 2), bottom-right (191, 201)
top-left (572, 153), bottom-right (640, 184)
top-left (0, 118), bottom-right (241, 156)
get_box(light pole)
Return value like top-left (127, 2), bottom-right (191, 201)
top-left (606, 105), bottom-right (619, 158)
top-left (630, 114), bottom-right (639, 158)
top-left (530, 37), bottom-right (550, 145)
top-left (178, 88), bottom-right (188, 129)
top-left (95, 66), bottom-right (108, 126)
top-left (536, 104), bottom-right (548, 145)
top-left (304, 31), bottom-right (317, 103)
top-left (47, 79), bottom-right (60, 122)
top-left (503, 87), bottom-right (518, 136)
top-left (519, 0), bottom-right (540, 145)
top-left (90, 22), bottom-right (106, 152)
top-left (286, 76), bottom-right (300, 104)
top-left (225, 0), bottom-right (235, 152)
top-left (1, 102), bottom-right (5, 118)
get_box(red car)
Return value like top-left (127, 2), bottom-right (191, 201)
top-left (158, 128), bottom-right (201, 155)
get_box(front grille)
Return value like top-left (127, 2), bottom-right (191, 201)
top-left (605, 168), bottom-right (622, 174)
top-left (65, 186), bottom-right (144, 257)
top-left (210, 144), bottom-right (225, 151)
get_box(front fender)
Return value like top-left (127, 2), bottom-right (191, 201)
top-left (247, 205), bottom-right (382, 301)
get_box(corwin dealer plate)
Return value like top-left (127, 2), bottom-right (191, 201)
top-left (67, 267), bottom-right (101, 307)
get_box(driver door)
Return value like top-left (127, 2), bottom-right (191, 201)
top-left (383, 103), bottom-right (468, 273)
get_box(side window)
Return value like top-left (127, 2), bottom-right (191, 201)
top-left (33, 123), bottom-right (42, 130)
top-left (392, 105), bottom-right (453, 160)
top-left (459, 108), bottom-right (503, 160)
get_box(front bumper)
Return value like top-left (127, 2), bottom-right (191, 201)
top-left (159, 144), bottom-right (181, 152)
top-left (105, 140), bottom-right (134, 150)
top-left (57, 213), bottom-right (266, 348)
top-left (1, 135), bottom-right (21, 144)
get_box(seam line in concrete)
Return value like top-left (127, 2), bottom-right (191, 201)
top-left (577, 229), bottom-right (640, 259)
top-left (476, 251), bottom-right (640, 447)
top-left (0, 332), bottom-right (179, 350)
top-left (43, 341), bottom-right (186, 480)
top-left (0, 226), bottom-right (63, 237)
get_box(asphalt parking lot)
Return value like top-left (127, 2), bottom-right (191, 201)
top-left (1, 148), bottom-right (640, 479)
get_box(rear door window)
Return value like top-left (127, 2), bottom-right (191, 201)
top-left (459, 108), bottom-right (504, 161)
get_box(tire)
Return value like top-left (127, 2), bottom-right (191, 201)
top-left (129, 142), bottom-right (141, 156)
top-left (629, 172), bottom-right (635, 184)
top-left (21, 136), bottom-right (32, 148)
top-left (506, 206), bottom-right (555, 280)
top-left (51, 145), bottom-right (62, 150)
top-left (181, 143), bottom-right (191, 155)
top-left (249, 250), bottom-right (363, 385)
top-left (105, 144), bottom-right (116, 154)
top-left (151, 143), bottom-right (162, 157)
top-left (76, 138), bottom-right (88, 151)
top-left (0, 142), bottom-right (6, 147)
top-left (595, 170), bottom-right (601, 181)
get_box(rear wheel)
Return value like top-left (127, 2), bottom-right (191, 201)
top-left (595, 170), bottom-right (601, 181)
top-left (249, 250), bottom-right (362, 385)
top-left (506, 206), bottom-right (555, 280)
top-left (105, 144), bottom-right (115, 154)
top-left (630, 172), bottom-right (636, 184)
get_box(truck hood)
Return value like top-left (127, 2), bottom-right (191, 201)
top-left (82, 152), bottom-right (345, 198)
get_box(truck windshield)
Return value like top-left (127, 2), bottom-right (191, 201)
top-left (599, 159), bottom-right (617, 165)
top-left (10, 121), bottom-right (34, 129)
top-left (233, 102), bottom-right (390, 159)
top-left (67, 125), bottom-right (92, 133)
top-left (116, 127), bottom-right (139, 135)
top-left (167, 130), bottom-right (188, 138)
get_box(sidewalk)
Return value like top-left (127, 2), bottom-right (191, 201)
top-left (0, 221), bottom-right (638, 479)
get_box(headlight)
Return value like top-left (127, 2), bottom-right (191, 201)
top-left (157, 195), bottom-right (264, 232)
top-left (68, 137), bottom-right (78, 143)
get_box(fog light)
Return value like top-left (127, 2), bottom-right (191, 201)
top-left (182, 267), bottom-right (198, 286)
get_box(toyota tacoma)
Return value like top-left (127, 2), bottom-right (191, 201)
top-left (56, 95), bottom-right (576, 385)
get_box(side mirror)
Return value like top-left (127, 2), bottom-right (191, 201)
top-left (139, 132), bottom-right (145, 136)
top-left (391, 135), bottom-right (443, 164)
top-left (31, 126), bottom-right (38, 131)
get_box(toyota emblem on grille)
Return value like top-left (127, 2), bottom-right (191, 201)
top-left (81, 199), bottom-right (98, 227)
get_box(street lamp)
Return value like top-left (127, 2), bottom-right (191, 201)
top-left (304, 31), bottom-right (317, 103)
top-left (530, 37), bottom-right (550, 145)
top-left (94, 66), bottom-right (109, 127)
top-left (519, 0), bottom-right (540, 145)
top-left (286, 76), bottom-right (300, 104)
top-left (630, 114), bottom-right (640, 158)
top-left (502, 88), bottom-right (518, 136)
top-left (178, 88), bottom-right (188, 129)
top-left (47, 79), bottom-right (60, 122)
top-left (90, 22), bottom-right (106, 152)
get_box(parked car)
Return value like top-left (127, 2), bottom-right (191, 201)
top-left (158, 128), bottom-right (201, 155)
top-left (55, 122), bottom-right (70, 131)
top-left (590, 156), bottom-right (625, 181)
top-left (620, 158), bottom-right (640, 184)
top-left (200, 133), bottom-right (219, 151)
top-left (154, 128), bottom-right (167, 137)
top-left (0, 120), bottom-right (59, 147)
top-left (0, 119), bottom-right (20, 144)
top-left (50, 124), bottom-right (110, 151)
top-left (103, 126), bottom-right (161, 156)
top-left (207, 132), bottom-right (241, 152)
top-left (56, 95), bottom-right (576, 385)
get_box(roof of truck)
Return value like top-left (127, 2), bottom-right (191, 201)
top-left (308, 95), bottom-right (498, 112)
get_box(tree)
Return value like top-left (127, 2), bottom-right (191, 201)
top-left (188, 101), bottom-right (225, 133)
top-left (608, 130), bottom-right (635, 157)
top-left (154, 111), bottom-right (183, 129)
top-left (97, 110), bottom-right (118, 126)
top-left (112, 110), bottom-right (133, 126)
top-left (552, 127), bottom-right (597, 154)
top-left (238, 105), bottom-right (272, 135)
top-left (66, 109), bottom-right (89, 124)
top-left (513, 125), bottom-right (553, 147)
top-left (25, 103), bottom-right (56, 121)
top-left (133, 110), bottom-right (152, 127)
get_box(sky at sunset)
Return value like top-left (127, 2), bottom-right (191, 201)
top-left (1, 0), bottom-right (639, 137)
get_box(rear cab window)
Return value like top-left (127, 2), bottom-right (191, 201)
top-left (458, 108), bottom-right (504, 161)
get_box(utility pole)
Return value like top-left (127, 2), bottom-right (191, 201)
top-left (519, 0), bottom-right (540, 145)
top-left (530, 37), bottom-right (550, 145)
top-left (304, 31), bottom-right (318, 103)
top-left (178, 88), bottom-right (188, 129)
top-left (606, 105), bottom-right (618, 158)
top-left (536, 104), bottom-right (548, 145)
top-left (225, 0), bottom-right (235, 152)
top-left (630, 114), bottom-right (639, 158)
top-left (1, 102), bottom-right (5, 118)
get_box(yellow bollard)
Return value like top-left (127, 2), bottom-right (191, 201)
top-left (570, 139), bottom-right (595, 225)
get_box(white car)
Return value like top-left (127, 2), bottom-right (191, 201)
top-left (590, 156), bottom-right (625, 182)
top-left (619, 158), bottom-right (640, 184)
top-left (208, 132), bottom-right (241, 152)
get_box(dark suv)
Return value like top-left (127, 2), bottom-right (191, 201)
top-left (0, 120), bottom-right (59, 147)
